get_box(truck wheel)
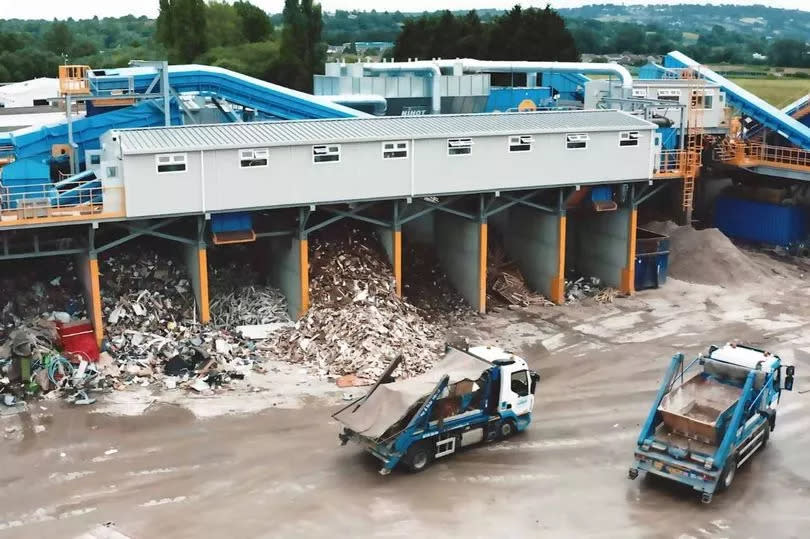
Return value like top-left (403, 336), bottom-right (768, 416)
top-left (718, 455), bottom-right (737, 492)
top-left (499, 420), bottom-right (516, 439)
top-left (405, 443), bottom-right (432, 473)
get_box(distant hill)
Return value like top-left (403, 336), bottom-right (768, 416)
top-left (557, 4), bottom-right (810, 41)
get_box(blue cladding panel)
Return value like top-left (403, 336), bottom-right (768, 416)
top-left (211, 212), bottom-right (253, 233)
top-left (657, 127), bottom-right (679, 150)
top-left (715, 196), bottom-right (809, 246)
top-left (485, 87), bottom-right (553, 112)
top-left (590, 185), bottom-right (613, 202)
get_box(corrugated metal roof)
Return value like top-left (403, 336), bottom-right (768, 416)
top-left (116, 110), bottom-right (656, 155)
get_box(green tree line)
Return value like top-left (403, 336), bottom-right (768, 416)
top-left (1, 4), bottom-right (808, 86)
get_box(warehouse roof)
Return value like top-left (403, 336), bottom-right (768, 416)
top-left (115, 110), bottom-right (656, 154)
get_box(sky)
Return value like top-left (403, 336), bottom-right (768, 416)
top-left (1, 0), bottom-right (808, 20)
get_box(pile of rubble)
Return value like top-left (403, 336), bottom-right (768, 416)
top-left (274, 228), bottom-right (454, 383)
top-left (402, 242), bottom-right (470, 320)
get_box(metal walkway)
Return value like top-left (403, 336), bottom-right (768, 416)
top-left (664, 51), bottom-right (810, 150)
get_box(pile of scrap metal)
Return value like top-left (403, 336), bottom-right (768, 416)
top-left (565, 276), bottom-right (617, 304)
top-left (274, 229), bottom-right (460, 384)
top-left (0, 322), bottom-right (104, 406)
top-left (101, 250), bottom-right (290, 392)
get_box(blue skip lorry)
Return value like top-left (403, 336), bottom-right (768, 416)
top-left (334, 345), bottom-right (539, 474)
top-left (629, 344), bottom-right (795, 503)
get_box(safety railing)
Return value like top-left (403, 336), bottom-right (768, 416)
top-left (59, 65), bottom-right (92, 95)
top-left (0, 182), bottom-right (124, 227)
top-left (653, 150), bottom-right (687, 178)
top-left (716, 141), bottom-right (810, 173)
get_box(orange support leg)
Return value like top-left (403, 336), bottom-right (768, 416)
top-left (88, 257), bottom-right (104, 347)
top-left (620, 209), bottom-right (638, 295)
top-left (197, 248), bottom-right (210, 324)
top-left (550, 214), bottom-right (567, 304)
top-left (393, 229), bottom-right (402, 297)
top-left (298, 238), bottom-right (309, 317)
top-left (478, 223), bottom-right (488, 314)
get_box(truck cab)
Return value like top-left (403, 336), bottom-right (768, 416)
top-left (334, 345), bottom-right (540, 474)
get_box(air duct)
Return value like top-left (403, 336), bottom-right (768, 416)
top-left (436, 59), bottom-right (634, 97)
top-left (362, 61), bottom-right (442, 115)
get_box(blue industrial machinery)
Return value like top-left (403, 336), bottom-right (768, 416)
top-left (664, 51), bottom-right (810, 150)
top-left (334, 346), bottom-right (539, 475)
top-left (630, 344), bottom-right (794, 503)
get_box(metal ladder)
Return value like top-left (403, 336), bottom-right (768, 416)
top-left (680, 68), bottom-right (706, 213)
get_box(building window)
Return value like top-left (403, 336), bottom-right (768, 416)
top-left (313, 144), bottom-right (341, 163)
top-left (511, 370), bottom-right (530, 397)
top-left (693, 90), bottom-right (714, 109)
top-left (448, 138), bottom-right (472, 156)
top-left (156, 153), bottom-right (187, 173)
top-left (239, 148), bottom-right (269, 168)
top-left (657, 89), bottom-right (681, 102)
top-left (508, 135), bottom-right (534, 153)
top-left (382, 141), bottom-right (409, 159)
top-left (632, 88), bottom-right (647, 98)
top-left (106, 166), bottom-right (118, 178)
top-left (89, 154), bottom-right (101, 165)
top-left (619, 131), bottom-right (640, 147)
top-left (565, 133), bottom-right (589, 150)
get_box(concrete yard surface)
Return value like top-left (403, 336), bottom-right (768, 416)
top-left (1, 264), bottom-right (810, 538)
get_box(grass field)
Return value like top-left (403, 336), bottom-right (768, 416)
top-left (728, 78), bottom-right (809, 107)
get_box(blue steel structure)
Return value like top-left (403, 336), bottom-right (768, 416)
top-left (664, 51), bottom-right (810, 150)
top-left (630, 345), bottom-right (794, 503)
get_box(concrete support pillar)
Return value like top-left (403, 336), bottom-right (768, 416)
top-left (184, 245), bottom-right (211, 324)
top-left (268, 235), bottom-right (309, 319)
top-left (77, 252), bottom-right (104, 347)
top-left (503, 207), bottom-right (567, 304)
top-left (574, 208), bottom-right (636, 294)
top-left (434, 212), bottom-right (487, 313)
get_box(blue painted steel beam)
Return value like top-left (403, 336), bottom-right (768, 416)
top-left (637, 353), bottom-right (684, 445)
top-left (664, 51), bottom-right (810, 150)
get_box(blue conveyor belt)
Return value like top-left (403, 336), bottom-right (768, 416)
top-left (88, 64), bottom-right (366, 121)
top-left (664, 51), bottom-right (810, 149)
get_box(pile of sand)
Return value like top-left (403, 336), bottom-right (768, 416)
top-left (642, 221), bottom-right (770, 287)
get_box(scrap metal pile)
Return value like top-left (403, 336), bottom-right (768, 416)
top-left (565, 276), bottom-right (617, 304)
top-left (101, 250), bottom-right (289, 392)
top-left (274, 228), bottom-right (460, 383)
top-left (0, 263), bottom-right (94, 405)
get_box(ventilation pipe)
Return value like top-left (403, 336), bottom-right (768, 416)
top-left (362, 61), bottom-right (442, 115)
top-left (436, 59), bottom-right (634, 97)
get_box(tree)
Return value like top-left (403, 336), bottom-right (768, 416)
top-left (156, 0), bottom-right (208, 63)
top-left (206, 1), bottom-right (244, 48)
top-left (234, 1), bottom-right (273, 43)
top-left (277, 0), bottom-right (325, 91)
top-left (43, 21), bottom-right (72, 56)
